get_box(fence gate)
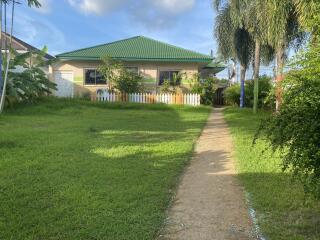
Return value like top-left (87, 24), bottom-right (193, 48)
top-left (213, 87), bottom-right (225, 106)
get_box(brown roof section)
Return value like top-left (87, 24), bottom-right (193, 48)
top-left (1, 32), bottom-right (54, 59)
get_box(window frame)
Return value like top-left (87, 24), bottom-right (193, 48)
top-left (124, 66), bottom-right (139, 74)
top-left (83, 68), bottom-right (107, 86)
top-left (158, 70), bottom-right (181, 86)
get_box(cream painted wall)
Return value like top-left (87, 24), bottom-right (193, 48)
top-left (52, 60), bottom-right (205, 96)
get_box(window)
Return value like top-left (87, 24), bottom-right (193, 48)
top-left (125, 67), bottom-right (138, 74)
top-left (159, 71), bottom-right (180, 86)
top-left (84, 69), bottom-right (106, 85)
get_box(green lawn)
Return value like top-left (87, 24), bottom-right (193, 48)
top-left (223, 107), bottom-right (320, 240)
top-left (0, 98), bottom-right (210, 240)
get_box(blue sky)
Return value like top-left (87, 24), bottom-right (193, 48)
top-left (16, 0), bottom-right (276, 79)
top-left (17, 0), bottom-right (217, 57)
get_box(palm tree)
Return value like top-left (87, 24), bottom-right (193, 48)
top-left (215, 4), bottom-right (253, 108)
top-left (255, 0), bottom-right (304, 110)
top-left (240, 0), bottom-right (266, 113)
top-left (0, 0), bottom-right (41, 113)
top-left (214, 0), bottom-right (267, 111)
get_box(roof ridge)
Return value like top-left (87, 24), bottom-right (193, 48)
top-left (56, 36), bottom-right (142, 57)
top-left (138, 36), bottom-right (210, 57)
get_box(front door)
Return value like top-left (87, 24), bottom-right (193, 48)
top-left (54, 71), bottom-right (74, 97)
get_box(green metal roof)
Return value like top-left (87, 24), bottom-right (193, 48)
top-left (56, 36), bottom-right (213, 63)
top-left (203, 62), bottom-right (226, 74)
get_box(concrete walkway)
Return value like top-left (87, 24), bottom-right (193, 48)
top-left (159, 108), bottom-right (255, 240)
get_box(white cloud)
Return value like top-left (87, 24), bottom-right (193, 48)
top-left (67, 0), bottom-right (126, 15)
top-left (153, 0), bottom-right (195, 14)
top-left (34, 0), bottom-right (52, 14)
top-left (66, 0), bottom-right (196, 30)
top-left (14, 12), bottom-right (66, 55)
top-left (67, 0), bottom-right (195, 16)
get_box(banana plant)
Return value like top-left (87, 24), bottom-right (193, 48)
top-left (3, 47), bottom-right (56, 106)
top-left (0, 0), bottom-right (41, 112)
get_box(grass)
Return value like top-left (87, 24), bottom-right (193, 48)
top-left (0, 97), bottom-right (211, 240)
top-left (223, 107), bottom-right (320, 240)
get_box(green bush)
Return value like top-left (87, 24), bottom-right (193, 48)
top-left (189, 75), bottom-right (219, 105)
top-left (5, 48), bottom-right (57, 106)
top-left (115, 69), bottom-right (144, 93)
top-left (224, 84), bottom-right (240, 106)
top-left (245, 75), bottom-right (273, 108)
top-left (98, 56), bottom-right (143, 93)
top-left (224, 75), bottom-right (273, 108)
top-left (256, 42), bottom-right (320, 199)
top-left (200, 77), bottom-right (219, 105)
top-left (160, 72), bottom-right (183, 94)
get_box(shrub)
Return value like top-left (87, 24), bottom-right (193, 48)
top-left (256, 42), bottom-right (320, 199)
top-left (245, 75), bottom-right (273, 108)
top-left (224, 75), bottom-right (273, 108)
top-left (200, 77), bottom-right (219, 105)
top-left (79, 91), bottom-right (91, 100)
top-left (224, 84), bottom-right (240, 106)
top-left (5, 48), bottom-right (57, 106)
top-left (98, 56), bottom-right (144, 93)
top-left (189, 75), bottom-right (219, 105)
top-left (160, 72), bottom-right (183, 94)
top-left (115, 69), bottom-right (144, 93)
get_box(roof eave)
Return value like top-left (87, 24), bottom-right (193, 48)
top-left (56, 56), bottom-right (213, 63)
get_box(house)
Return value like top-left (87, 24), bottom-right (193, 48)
top-left (1, 32), bottom-right (54, 60)
top-left (53, 36), bottom-right (224, 97)
top-left (1, 32), bottom-right (54, 74)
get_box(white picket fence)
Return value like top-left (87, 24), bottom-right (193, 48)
top-left (94, 90), bottom-right (201, 106)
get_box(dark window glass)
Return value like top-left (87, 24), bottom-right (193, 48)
top-left (96, 71), bottom-right (106, 84)
top-left (85, 69), bottom-right (96, 85)
top-left (159, 71), bottom-right (180, 86)
top-left (84, 69), bottom-right (106, 85)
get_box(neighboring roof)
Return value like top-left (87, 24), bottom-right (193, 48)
top-left (56, 36), bottom-right (213, 63)
top-left (203, 61), bottom-right (226, 74)
top-left (1, 32), bottom-right (54, 60)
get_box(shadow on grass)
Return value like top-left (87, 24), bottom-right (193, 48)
top-left (238, 172), bottom-right (320, 240)
top-left (0, 98), bottom-right (211, 240)
top-left (223, 106), bottom-right (320, 240)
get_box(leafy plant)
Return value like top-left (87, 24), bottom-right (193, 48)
top-left (245, 75), bottom-right (273, 108)
top-left (189, 74), bottom-right (220, 105)
top-left (98, 57), bottom-right (144, 93)
top-left (256, 41), bottom-right (320, 198)
top-left (224, 84), bottom-right (240, 106)
top-left (160, 72), bottom-right (183, 94)
top-left (4, 48), bottom-right (56, 107)
top-left (224, 76), bottom-right (273, 108)
top-left (115, 68), bottom-right (144, 93)
top-left (97, 56), bottom-right (123, 91)
top-left (0, 0), bottom-right (42, 113)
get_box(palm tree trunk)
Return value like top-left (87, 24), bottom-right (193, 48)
top-left (240, 64), bottom-right (246, 108)
top-left (4, 3), bottom-right (7, 60)
top-left (275, 46), bottom-right (285, 111)
top-left (0, 1), bottom-right (15, 113)
top-left (0, 2), bottom-right (3, 106)
top-left (253, 40), bottom-right (261, 113)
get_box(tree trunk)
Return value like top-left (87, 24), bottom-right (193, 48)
top-left (0, 1), bottom-right (15, 113)
top-left (275, 46), bottom-right (285, 111)
top-left (253, 40), bottom-right (261, 114)
top-left (0, 2), bottom-right (3, 107)
top-left (240, 64), bottom-right (246, 108)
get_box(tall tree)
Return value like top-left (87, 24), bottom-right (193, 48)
top-left (214, 0), bottom-right (266, 111)
top-left (215, 4), bottom-right (253, 108)
top-left (239, 0), bottom-right (266, 113)
top-left (256, 0), bottom-right (303, 110)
